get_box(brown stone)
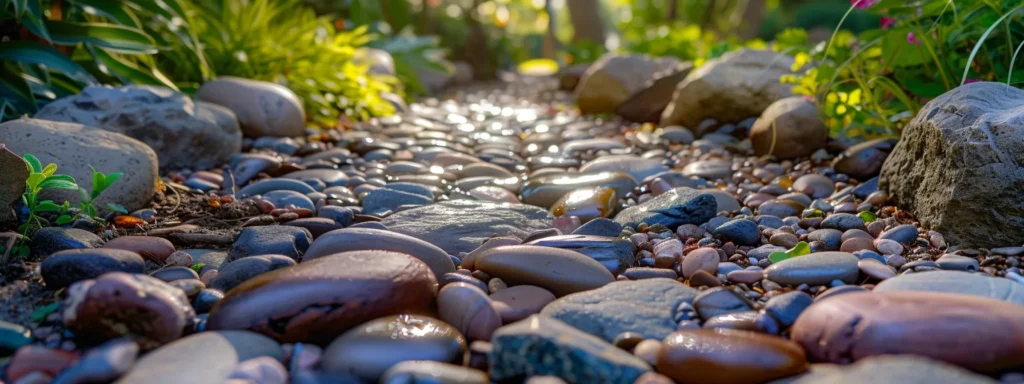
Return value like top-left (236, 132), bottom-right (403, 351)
top-left (63, 273), bottom-right (195, 350)
top-left (657, 329), bottom-right (807, 384)
top-left (437, 282), bottom-right (502, 341)
top-left (7, 346), bottom-right (79, 382)
top-left (750, 97), bottom-right (828, 159)
top-left (679, 247), bottom-right (719, 279)
top-left (475, 245), bottom-right (615, 297)
top-left (0, 145), bottom-right (27, 225)
top-left (839, 237), bottom-right (876, 253)
top-left (459, 237), bottom-right (521, 270)
top-left (207, 251), bottom-right (438, 344)
top-left (576, 54), bottom-right (682, 114)
top-left (550, 186), bottom-right (617, 223)
top-left (616, 64), bottom-right (693, 123)
top-left (489, 285), bottom-right (556, 324)
top-left (687, 270), bottom-right (722, 288)
top-left (103, 236), bottom-right (176, 263)
top-left (284, 218), bottom-right (343, 238)
top-left (791, 291), bottom-right (1024, 372)
top-left (302, 227), bottom-right (455, 280)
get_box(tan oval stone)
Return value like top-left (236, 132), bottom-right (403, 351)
top-left (195, 77), bottom-right (305, 137)
top-left (657, 329), bottom-right (807, 384)
top-left (489, 285), bottom-right (556, 323)
top-left (679, 247), bottom-right (719, 279)
top-left (437, 282), bottom-right (502, 341)
top-left (475, 245), bottom-right (615, 297)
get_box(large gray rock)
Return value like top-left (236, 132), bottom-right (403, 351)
top-left (35, 85), bottom-right (241, 170)
top-left (874, 270), bottom-right (1024, 306)
top-left (115, 331), bottom-right (282, 384)
top-left (576, 54), bottom-right (682, 115)
top-left (614, 187), bottom-right (716, 230)
top-left (615, 64), bottom-right (693, 123)
top-left (540, 278), bottom-right (698, 342)
top-left (379, 200), bottom-right (553, 254)
top-left (879, 82), bottom-right (1024, 248)
top-left (196, 77), bottom-right (305, 138)
top-left (490, 315), bottom-right (650, 383)
top-left (0, 145), bottom-right (27, 225)
top-left (0, 118), bottom-right (158, 214)
top-left (661, 49), bottom-right (795, 129)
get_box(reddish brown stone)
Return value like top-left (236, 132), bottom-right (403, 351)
top-left (657, 329), bottom-right (807, 384)
top-left (207, 251), bottom-right (438, 345)
top-left (63, 273), bottom-right (195, 350)
top-left (103, 236), bottom-right (176, 263)
top-left (791, 291), bottom-right (1024, 372)
top-left (7, 346), bottom-right (79, 382)
top-left (489, 285), bottom-right (556, 323)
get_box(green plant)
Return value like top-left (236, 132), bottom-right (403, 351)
top-left (768, 241), bottom-right (811, 263)
top-left (0, 0), bottom-right (205, 121)
top-left (11, 154), bottom-right (123, 259)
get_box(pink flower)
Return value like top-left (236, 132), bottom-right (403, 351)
top-left (880, 17), bottom-right (895, 29)
top-left (907, 32), bottom-right (921, 45)
top-left (852, 0), bottom-right (877, 9)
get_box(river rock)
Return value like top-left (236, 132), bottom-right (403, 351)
top-left (521, 172), bottom-right (638, 209)
top-left (211, 254), bottom-right (297, 292)
top-left (791, 291), bottom-right (1024, 372)
top-left (490, 315), bottom-right (651, 383)
top-left (115, 331), bottom-right (282, 384)
top-left (31, 227), bottom-right (104, 258)
top-left (576, 54), bottom-right (682, 114)
top-left (196, 77), bottom-right (305, 137)
top-left (227, 226), bottom-right (312, 262)
top-left (874, 270), bottom-right (1024, 306)
top-left (550, 186), bottom-right (617, 223)
top-left (103, 236), bottom-right (176, 263)
top-left (712, 219), bottom-right (760, 246)
top-left (614, 187), bottom-right (716, 230)
top-left (490, 285), bottom-right (557, 323)
top-left (303, 227), bottom-right (455, 280)
top-left (661, 49), bottom-right (795, 129)
top-left (381, 361), bottom-right (489, 384)
top-left (63, 273), bottom-right (195, 349)
top-left (541, 278), bottom-right (699, 342)
top-left (0, 118), bottom-right (158, 213)
top-left (207, 251), bottom-right (437, 344)
top-left (379, 200), bottom-right (553, 254)
top-left (52, 338), bottom-right (138, 384)
top-left (779, 355), bottom-right (1000, 384)
top-left (616, 64), bottom-right (693, 123)
top-left (475, 245), bottom-right (615, 297)
top-left (832, 138), bottom-right (897, 180)
top-left (361, 188), bottom-right (432, 216)
top-left (579, 155), bottom-right (669, 185)
top-left (41, 249), bottom-right (145, 289)
top-left (764, 252), bottom-right (859, 286)
top-left (35, 85), bottom-right (241, 170)
top-left (658, 329), bottom-right (807, 384)
top-left (322, 315), bottom-right (466, 382)
top-left (525, 235), bottom-right (634, 275)
top-left (879, 82), bottom-right (1024, 248)
top-left (437, 282), bottom-right (502, 341)
top-left (750, 97), bottom-right (828, 159)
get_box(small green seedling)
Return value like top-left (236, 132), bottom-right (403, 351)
top-left (768, 241), bottom-right (812, 264)
top-left (857, 210), bottom-right (878, 223)
top-left (10, 154), bottom-right (125, 259)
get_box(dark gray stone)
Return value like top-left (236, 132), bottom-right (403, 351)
top-left (361, 188), bottom-right (432, 216)
top-left (764, 252), bottom-right (859, 286)
top-left (318, 206), bottom-right (354, 227)
top-left (526, 235), bottom-right (635, 275)
top-left (212, 254), bottom-right (297, 292)
top-left (614, 187), bottom-right (716, 230)
top-left (879, 82), bottom-right (1024, 249)
top-left (572, 218), bottom-right (623, 237)
top-left (227, 226), bottom-right (312, 262)
top-left (115, 331), bottom-right (283, 384)
top-left (878, 224), bottom-right (918, 245)
top-left (935, 254), bottom-right (979, 272)
top-left (712, 219), bottom-right (760, 246)
top-left (490, 315), bottom-right (650, 383)
top-left (692, 287), bottom-right (753, 320)
top-left (31, 227), bottom-right (103, 258)
top-left (53, 338), bottom-right (139, 384)
top-left (237, 178), bottom-right (316, 199)
top-left (540, 278), bottom-right (698, 342)
top-left (819, 213), bottom-right (866, 232)
top-left (41, 249), bottom-right (145, 289)
top-left (808, 229), bottom-right (843, 251)
top-left (379, 200), bottom-right (553, 254)
top-left (762, 291), bottom-right (813, 329)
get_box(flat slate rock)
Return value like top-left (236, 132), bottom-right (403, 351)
top-left (614, 187), bottom-right (716, 230)
top-left (874, 270), bottom-right (1024, 306)
top-left (379, 200), bottom-right (553, 254)
top-left (490, 315), bottom-right (651, 383)
top-left (540, 278), bottom-right (698, 342)
top-left (771, 356), bottom-right (998, 384)
top-left (114, 331), bottom-right (282, 384)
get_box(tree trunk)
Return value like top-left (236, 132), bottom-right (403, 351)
top-left (738, 0), bottom-right (766, 39)
top-left (667, 0), bottom-right (678, 21)
top-left (566, 0), bottom-right (605, 44)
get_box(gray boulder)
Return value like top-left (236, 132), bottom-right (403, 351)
top-left (879, 82), bottom-right (1024, 248)
top-left (614, 187), bottom-right (716, 230)
top-left (196, 77), bottom-right (305, 138)
top-left (576, 54), bottom-right (682, 115)
top-left (379, 200), bottom-right (553, 254)
top-left (35, 85), bottom-right (241, 170)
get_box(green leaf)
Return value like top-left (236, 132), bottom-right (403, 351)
top-left (104, 172), bottom-right (123, 188)
top-left (39, 178), bottom-right (79, 190)
top-left (91, 166), bottom-right (105, 198)
top-left (0, 68), bottom-right (38, 111)
top-left (41, 163), bottom-right (56, 177)
top-left (769, 241), bottom-right (811, 263)
top-left (858, 211), bottom-right (878, 223)
top-left (0, 42), bottom-right (96, 84)
top-left (69, 0), bottom-right (142, 27)
top-left (30, 302), bottom-right (60, 323)
top-left (86, 204), bottom-right (98, 217)
top-left (960, 3), bottom-right (1024, 85)
top-left (105, 202), bottom-right (127, 214)
top-left (35, 201), bottom-right (62, 212)
top-left (23, 154), bottom-right (41, 173)
top-left (21, 0), bottom-right (51, 42)
top-left (56, 215), bottom-right (74, 225)
top-left (26, 173), bottom-right (45, 191)
top-left (79, 188), bottom-right (90, 202)
top-left (44, 20), bottom-right (157, 54)
top-left (87, 46), bottom-right (178, 89)
top-left (13, 0), bottom-right (28, 18)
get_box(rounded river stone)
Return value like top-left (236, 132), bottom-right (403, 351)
top-left (41, 249), bottom-right (145, 289)
top-left (303, 227), bottom-right (455, 280)
top-left (657, 329), bottom-right (807, 384)
top-left (475, 245), bottom-right (615, 297)
top-left (874, 270), bottom-right (1024, 306)
top-left (207, 251), bottom-right (438, 344)
top-left (763, 252), bottom-right (859, 286)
